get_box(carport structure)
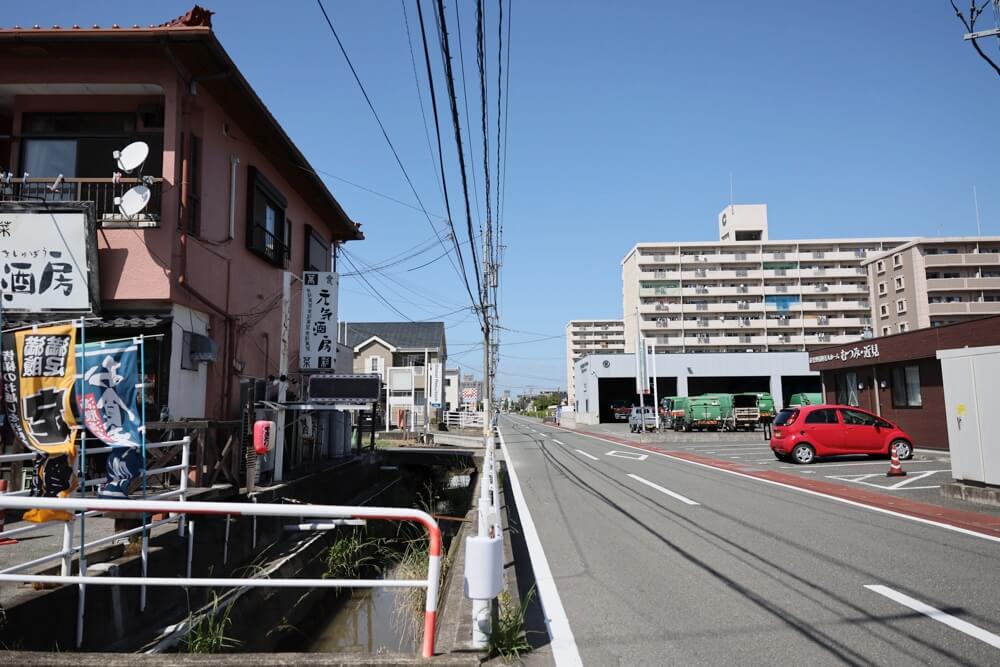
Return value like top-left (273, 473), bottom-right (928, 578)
top-left (574, 352), bottom-right (819, 424)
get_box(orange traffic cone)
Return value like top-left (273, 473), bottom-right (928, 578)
top-left (0, 480), bottom-right (18, 545)
top-left (886, 444), bottom-right (907, 477)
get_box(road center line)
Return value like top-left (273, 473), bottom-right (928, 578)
top-left (864, 584), bottom-right (1000, 649)
top-left (498, 424), bottom-right (583, 666)
top-left (627, 473), bottom-right (700, 505)
top-left (547, 424), bottom-right (1000, 544)
top-left (574, 449), bottom-right (599, 461)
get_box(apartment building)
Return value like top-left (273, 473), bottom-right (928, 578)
top-left (864, 237), bottom-right (1000, 335)
top-left (622, 205), bottom-right (912, 354)
top-left (565, 319), bottom-right (625, 404)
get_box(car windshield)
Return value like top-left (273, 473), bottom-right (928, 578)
top-left (774, 409), bottom-right (798, 426)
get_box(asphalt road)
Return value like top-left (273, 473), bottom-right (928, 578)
top-left (498, 414), bottom-right (1000, 666)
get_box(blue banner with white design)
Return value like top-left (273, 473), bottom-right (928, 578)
top-left (76, 342), bottom-right (144, 498)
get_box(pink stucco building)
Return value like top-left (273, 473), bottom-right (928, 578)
top-left (0, 6), bottom-right (363, 433)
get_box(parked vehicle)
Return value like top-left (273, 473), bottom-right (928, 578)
top-left (731, 393), bottom-right (760, 430)
top-left (680, 395), bottom-right (724, 431)
top-left (787, 392), bottom-right (823, 407)
top-left (611, 399), bottom-right (632, 422)
top-left (755, 392), bottom-right (775, 422)
top-left (629, 406), bottom-right (658, 433)
top-left (770, 404), bottom-right (914, 464)
top-left (667, 396), bottom-right (690, 430)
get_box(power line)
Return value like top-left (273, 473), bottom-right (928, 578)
top-left (454, 0), bottom-right (483, 231)
top-left (314, 0), bottom-right (474, 308)
top-left (298, 165), bottom-right (446, 220)
top-left (340, 250), bottom-right (413, 322)
top-left (414, 0), bottom-right (483, 318)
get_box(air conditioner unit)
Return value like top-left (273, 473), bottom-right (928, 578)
top-left (183, 332), bottom-right (218, 365)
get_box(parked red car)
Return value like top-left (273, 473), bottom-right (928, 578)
top-left (770, 404), bottom-right (914, 465)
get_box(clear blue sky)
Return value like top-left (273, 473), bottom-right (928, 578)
top-left (10, 1), bottom-right (1000, 395)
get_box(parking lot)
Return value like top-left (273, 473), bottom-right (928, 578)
top-left (575, 421), bottom-right (1000, 515)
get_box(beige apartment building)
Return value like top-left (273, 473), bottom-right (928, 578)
top-left (565, 319), bottom-right (626, 404)
top-left (622, 205), bottom-right (912, 354)
top-left (863, 237), bottom-right (1000, 335)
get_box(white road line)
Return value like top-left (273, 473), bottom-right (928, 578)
top-left (574, 449), bottom-right (599, 461)
top-left (728, 456), bottom-right (742, 459)
top-left (553, 439), bottom-right (566, 446)
top-left (497, 425), bottom-right (583, 667)
top-left (779, 460), bottom-right (941, 469)
top-left (627, 474), bottom-right (700, 505)
top-left (548, 424), bottom-right (1000, 545)
top-left (865, 584), bottom-right (1000, 650)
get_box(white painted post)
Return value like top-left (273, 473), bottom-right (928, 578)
top-left (140, 532), bottom-right (149, 611)
top-left (274, 271), bottom-right (291, 482)
top-left (60, 520), bottom-right (73, 577)
top-left (186, 520), bottom-right (195, 579)
top-left (178, 437), bottom-right (189, 538)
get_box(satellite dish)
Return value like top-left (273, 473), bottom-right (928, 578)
top-left (115, 184), bottom-right (150, 217)
top-left (113, 141), bottom-right (149, 173)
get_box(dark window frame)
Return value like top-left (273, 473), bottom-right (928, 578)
top-left (186, 134), bottom-right (201, 237)
top-left (245, 166), bottom-right (289, 267)
top-left (304, 223), bottom-right (331, 272)
top-left (891, 365), bottom-right (922, 408)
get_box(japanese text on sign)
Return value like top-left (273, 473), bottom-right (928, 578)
top-left (809, 343), bottom-right (880, 365)
top-left (0, 212), bottom-right (92, 312)
top-left (299, 271), bottom-right (339, 371)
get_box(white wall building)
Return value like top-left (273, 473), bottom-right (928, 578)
top-left (565, 319), bottom-right (625, 405)
top-left (622, 204), bottom-right (912, 354)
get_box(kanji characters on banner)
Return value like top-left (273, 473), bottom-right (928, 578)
top-left (2, 324), bottom-right (79, 522)
top-left (76, 341), bottom-right (144, 498)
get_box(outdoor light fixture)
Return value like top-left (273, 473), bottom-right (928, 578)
top-left (857, 382), bottom-right (865, 391)
top-left (880, 379), bottom-right (888, 389)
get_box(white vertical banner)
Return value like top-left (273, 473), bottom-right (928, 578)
top-left (299, 271), bottom-right (339, 371)
top-left (428, 362), bottom-right (443, 408)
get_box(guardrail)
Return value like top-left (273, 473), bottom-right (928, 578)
top-left (465, 427), bottom-right (505, 649)
top-left (0, 437), bottom-right (190, 644)
top-left (444, 411), bottom-right (484, 429)
top-left (0, 495), bottom-right (443, 659)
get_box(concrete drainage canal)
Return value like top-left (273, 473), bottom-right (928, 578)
top-left (0, 454), bottom-right (478, 661)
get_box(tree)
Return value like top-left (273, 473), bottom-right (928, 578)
top-left (950, 0), bottom-right (1000, 78)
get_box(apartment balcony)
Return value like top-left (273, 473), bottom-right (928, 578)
top-left (804, 334), bottom-right (860, 345)
top-left (683, 334), bottom-right (767, 346)
top-left (682, 269), bottom-right (761, 280)
top-left (926, 277), bottom-right (1000, 291)
top-left (799, 300), bottom-right (870, 311)
top-left (804, 267), bottom-right (867, 278)
top-left (800, 283), bottom-right (869, 295)
top-left (762, 268), bottom-right (803, 279)
top-left (641, 252), bottom-right (680, 264)
top-left (767, 334), bottom-right (807, 345)
top-left (638, 286), bottom-right (682, 297)
top-left (639, 301), bottom-right (682, 314)
top-left (683, 301), bottom-right (764, 314)
top-left (638, 270), bottom-right (682, 280)
top-left (1, 177), bottom-right (164, 227)
top-left (681, 285), bottom-right (762, 297)
top-left (928, 302), bottom-right (1000, 316)
top-left (678, 318), bottom-right (763, 331)
top-left (925, 253), bottom-right (1000, 268)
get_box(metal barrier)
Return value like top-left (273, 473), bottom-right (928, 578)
top-left (466, 429), bottom-right (505, 648)
top-left (0, 494), bottom-right (443, 659)
top-left (444, 411), bottom-right (485, 429)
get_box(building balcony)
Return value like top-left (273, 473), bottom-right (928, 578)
top-left (767, 334), bottom-right (806, 345)
top-left (925, 253), bottom-right (1000, 268)
top-left (928, 302), bottom-right (1000, 316)
top-left (803, 267), bottom-right (867, 278)
top-left (638, 286), bottom-right (682, 297)
top-left (800, 283), bottom-right (869, 295)
top-left (639, 301), bottom-right (681, 314)
top-left (762, 268), bottom-right (802, 279)
top-left (638, 270), bottom-right (682, 281)
top-left (681, 285), bottom-right (762, 297)
top-left (1, 177), bottom-right (164, 227)
top-left (927, 277), bottom-right (1000, 291)
top-left (682, 269), bottom-right (760, 280)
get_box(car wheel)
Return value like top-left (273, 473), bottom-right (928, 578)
top-left (791, 443), bottom-right (815, 465)
top-left (891, 439), bottom-right (913, 460)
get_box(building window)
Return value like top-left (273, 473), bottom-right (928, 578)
top-left (881, 326), bottom-right (890, 336)
top-left (898, 322), bottom-right (908, 333)
top-left (368, 356), bottom-right (384, 379)
top-left (891, 365), bottom-right (922, 407)
top-left (835, 372), bottom-right (860, 406)
top-left (876, 260), bottom-right (885, 274)
top-left (246, 166), bottom-right (289, 267)
top-left (894, 276), bottom-right (904, 291)
top-left (878, 282), bottom-right (887, 296)
top-left (185, 134), bottom-right (201, 236)
top-left (893, 254), bottom-right (903, 268)
top-left (880, 304), bottom-right (889, 318)
top-left (896, 299), bottom-right (906, 314)
top-left (304, 224), bottom-right (331, 272)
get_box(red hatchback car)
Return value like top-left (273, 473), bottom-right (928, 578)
top-left (770, 404), bottom-right (914, 465)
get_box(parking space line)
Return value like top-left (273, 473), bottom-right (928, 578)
top-left (779, 460), bottom-right (942, 469)
top-left (627, 474), bottom-right (699, 506)
top-left (553, 439), bottom-right (565, 445)
top-left (865, 584), bottom-right (1000, 649)
top-left (575, 449), bottom-right (599, 461)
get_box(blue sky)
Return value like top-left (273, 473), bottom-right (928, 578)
top-left (10, 1), bottom-right (1000, 395)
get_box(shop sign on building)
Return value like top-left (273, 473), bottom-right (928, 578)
top-left (428, 362), bottom-right (442, 408)
top-left (0, 204), bottom-right (99, 313)
top-left (809, 343), bottom-right (880, 365)
top-left (299, 271), bottom-right (338, 371)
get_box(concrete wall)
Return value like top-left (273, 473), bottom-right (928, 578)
top-left (574, 351), bottom-right (815, 425)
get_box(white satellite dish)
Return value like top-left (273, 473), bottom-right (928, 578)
top-left (113, 141), bottom-right (149, 173)
top-left (115, 184), bottom-right (151, 217)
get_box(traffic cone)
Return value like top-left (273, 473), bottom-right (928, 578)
top-left (0, 480), bottom-right (18, 545)
top-left (886, 444), bottom-right (907, 477)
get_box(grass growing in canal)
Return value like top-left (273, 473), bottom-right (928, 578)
top-left (324, 530), bottom-right (394, 580)
top-left (489, 587), bottom-right (535, 662)
top-left (182, 593), bottom-right (241, 654)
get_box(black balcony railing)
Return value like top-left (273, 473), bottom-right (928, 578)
top-left (249, 223), bottom-right (289, 267)
top-left (0, 177), bottom-right (163, 226)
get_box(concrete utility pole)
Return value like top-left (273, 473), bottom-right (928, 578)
top-left (274, 270), bottom-right (292, 482)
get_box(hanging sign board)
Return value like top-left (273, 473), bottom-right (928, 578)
top-left (308, 373), bottom-right (381, 403)
top-left (428, 362), bottom-right (442, 408)
top-left (299, 271), bottom-right (339, 371)
top-left (0, 202), bottom-right (99, 314)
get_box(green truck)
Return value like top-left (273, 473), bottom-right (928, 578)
top-left (676, 394), bottom-right (726, 431)
top-left (660, 396), bottom-right (687, 430)
top-left (755, 392), bottom-right (775, 421)
top-left (788, 392), bottom-right (823, 407)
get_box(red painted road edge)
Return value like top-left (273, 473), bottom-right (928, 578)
top-left (552, 425), bottom-right (1000, 540)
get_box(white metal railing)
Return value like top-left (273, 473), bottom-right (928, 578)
top-left (444, 411), bottom-right (484, 429)
top-left (467, 427), bottom-right (504, 649)
top-left (0, 495), bottom-right (443, 659)
top-left (0, 437), bottom-right (191, 642)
